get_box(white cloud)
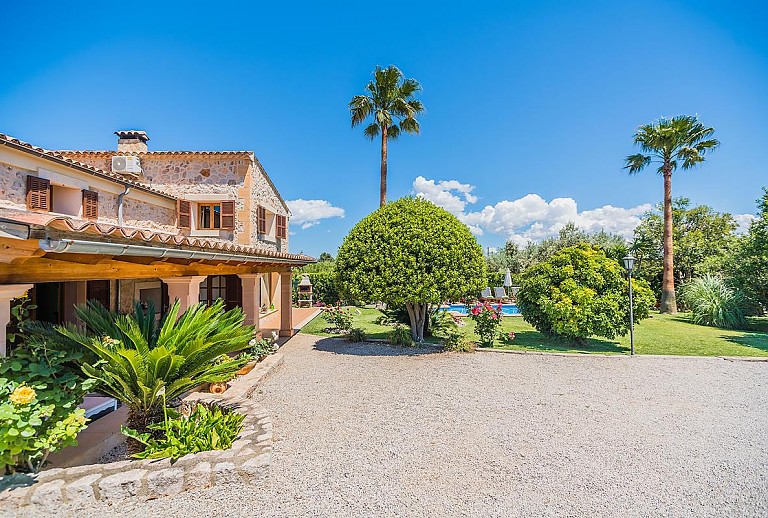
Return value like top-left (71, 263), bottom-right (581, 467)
top-left (733, 213), bottom-right (755, 234)
top-left (413, 177), bottom-right (652, 244)
top-left (286, 199), bottom-right (345, 230)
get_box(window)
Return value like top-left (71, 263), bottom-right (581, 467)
top-left (26, 176), bottom-right (51, 211)
top-left (199, 275), bottom-right (242, 310)
top-left (198, 203), bottom-right (222, 229)
top-left (257, 206), bottom-right (267, 234)
top-left (276, 214), bottom-right (287, 239)
top-left (82, 190), bottom-right (99, 219)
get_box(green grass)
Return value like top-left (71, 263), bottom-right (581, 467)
top-left (301, 307), bottom-right (768, 357)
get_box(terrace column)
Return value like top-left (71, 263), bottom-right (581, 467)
top-left (161, 276), bottom-right (207, 313)
top-left (238, 274), bottom-right (263, 329)
top-left (279, 271), bottom-right (293, 337)
top-left (0, 284), bottom-right (33, 357)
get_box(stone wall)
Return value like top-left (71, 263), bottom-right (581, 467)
top-left (251, 161), bottom-right (289, 253)
top-left (0, 162), bottom-right (32, 210)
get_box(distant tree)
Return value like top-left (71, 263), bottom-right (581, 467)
top-left (318, 252), bottom-right (334, 262)
top-left (726, 188), bottom-right (768, 314)
top-left (632, 198), bottom-right (737, 301)
top-left (517, 245), bottom-right (655, 345)
top-left (336, 197), bottom-right (485, 342)
top-left (625, 115), bottom-right (719, 313)
top-left (349, 65), bottom-right (425, 207)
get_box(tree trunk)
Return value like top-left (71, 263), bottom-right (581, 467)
top-left (660, 165), bottom-right (678, 313)
top-left (405, 302), bottom-right (427, 342)
top-left (380, 125), bottom-right (388, 207)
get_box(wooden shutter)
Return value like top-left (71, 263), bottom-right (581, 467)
top-left (221, 200), bottom-right (235, 230)
top-left (82, 190), bottom-right (99, 219)
top-left (26, 175), bottom-right (51, 211)
top-left (257, 206), bottom-right (267, 234)
top-left (178, 200), bottom-right (191, 229)
top-left (276, 215), bottom-right (287, 239)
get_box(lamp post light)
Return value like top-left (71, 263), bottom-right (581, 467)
top-left (623, 255), bottom-right (636, 355)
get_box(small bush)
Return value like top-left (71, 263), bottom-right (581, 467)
top-left (322, 306), bottom-right (353, 332)
top-left (681, 275), bottom-right (749, 329)
top-left (122, 403), bottom-right (245, 461)
top-left (442, 329), bottom-right (474, 352)
top-left (428, 310), bottom-right (458, 337)
top-left (250, 334), bottom-right (278, 358)
top-left (0, 339), bottom-right (95, 473)
top-left (347, 328), bottom-right (367, 342)
top-left (389, 324), bottom-right (415, 346)
top-left (467, 303), bottom-right (504, 347)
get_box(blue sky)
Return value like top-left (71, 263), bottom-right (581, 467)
top-left (2, 1), bottom-right (766, 257)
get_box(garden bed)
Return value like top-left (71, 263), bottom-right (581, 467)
top-left (0, 354), bottom-right (283, 511)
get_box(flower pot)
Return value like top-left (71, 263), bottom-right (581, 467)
top-left (208, 382), bottom-right (228, 394)
top-left (235, 360), bottom-right (258, 376)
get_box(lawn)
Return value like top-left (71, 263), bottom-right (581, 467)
top-left (300, 307), bottom-right (768, 357)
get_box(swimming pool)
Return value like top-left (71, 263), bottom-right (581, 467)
top-left (442, 303), bottom-right (521, 316)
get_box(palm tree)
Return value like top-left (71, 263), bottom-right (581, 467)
top-left (349, 65), bottom-right (425, 207)
top-left (625, 115), bottom-right (719, 313)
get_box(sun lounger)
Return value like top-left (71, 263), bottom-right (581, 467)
top-left (493, 287), bottom-right (510, 301)
top-left (480, 287), bottom-right (493, 300)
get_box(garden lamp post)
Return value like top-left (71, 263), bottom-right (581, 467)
top-left (623, 255), bottom-right (636, 355)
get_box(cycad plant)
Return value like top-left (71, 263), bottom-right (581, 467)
top-left (681, 275), bottom-right (748, 329)
top-left (39, 300), bottom-right (252, 431)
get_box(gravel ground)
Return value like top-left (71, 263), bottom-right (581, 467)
top-left (25, 334), bottom-right (768, 517)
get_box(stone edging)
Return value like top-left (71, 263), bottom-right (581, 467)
top-left (0, 353), bottom-right (284, 511)
top-left (474, 347), bottom-right (768, 361)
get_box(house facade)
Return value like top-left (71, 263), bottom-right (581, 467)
top-left (0, 130), bottom-right (313, 354)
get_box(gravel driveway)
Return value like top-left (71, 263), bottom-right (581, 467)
top-left (32, 334), bottom-right (768, 517)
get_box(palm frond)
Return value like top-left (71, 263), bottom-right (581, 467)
top-left (624, 153), bottom-right (651, 174)
top-left (363, 123), bottom-right (380, 140)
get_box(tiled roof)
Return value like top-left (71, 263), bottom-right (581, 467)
top-left (0, 207), bottom-right (314, 265)
top-left (57, 150), bottom-right (252, 157)
top-left (0, 133), bottom-right (176, 200)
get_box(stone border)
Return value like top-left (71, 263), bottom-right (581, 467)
top-left (0, 353), bottom-right (284, 511)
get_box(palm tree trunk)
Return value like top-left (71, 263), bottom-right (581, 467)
top-left (380, 125), bottom-right (388, 207)
top-left (660, 165), bottom-right (678, 313)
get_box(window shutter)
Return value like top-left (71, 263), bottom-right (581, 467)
top-left (257, 206), bottom-right (267, 234)
top-left (276, 215), bottom-right (287, 239)
top-left (82, 190), bottom-right (99, 219)
top-left (221, 200), bottom-right (235, 230)
top-left (178, 200), bottom-right (191, 229)
top-left (26, 175), bottom-right (51, 211)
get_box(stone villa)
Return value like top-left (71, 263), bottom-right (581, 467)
top-left (0, 130), bottom-right (313, 354)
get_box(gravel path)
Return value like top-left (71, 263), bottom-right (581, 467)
top-left (31, 334), bottom-right (768, 517)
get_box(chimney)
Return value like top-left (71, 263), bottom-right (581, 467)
top-left (115, 130), bottom-right (150, 153)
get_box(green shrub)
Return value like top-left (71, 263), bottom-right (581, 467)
top-left (322, 306), bottom-right (353, 332)
top-left (428, 310), bottom-right (458, 337)
top-left (250, 335), bottom-right (278, 359)
top-left (347, 328), bottom-right (367, 342)
top-left (388, 324), bottom-right (415, 346)
top-left (518, 244), bottom-right (655, 344)
top-left (681, 275), bottom-right (749, 329)
top-left (467, 303), bottom-right (504, 347)
top-left (442, 329), bottom-right (474, 352)
top-left (0, 340), bottom-right (96, 473)
top-left (34, 300), bottom-right (252, 432)
top-left (121, 402), bottom-right (244, 460)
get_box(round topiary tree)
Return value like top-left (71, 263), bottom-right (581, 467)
top-left (335, 197), bottom-right (486, 342)
top-left (517, 244), bottom-right (655, 345)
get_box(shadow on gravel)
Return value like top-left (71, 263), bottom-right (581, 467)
top-left (313, 337), bottom-right (442, 357)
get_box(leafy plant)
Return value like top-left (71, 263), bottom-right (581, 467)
top-left (0, 339), bottom-right (95, 473)
top-left (249, 335), bottom-right (278, 359)
top-left (7, 295), bottom-right (37, 350)
top-left (336, 197), bottom-right (486, 342)
top-left (681, 275), bottom-right (749, 329)
top-left (388, 324), bottom-right (414, 347)
top-left (35, 299), bottom-right (252, 432)
top-left (467, 303), bottom-right (504, 347)
top-left (518, 244), bottom-right (656, 344)
top-left (347, 328), bottom-right (367, 342)
top-left (428, 309), bottom-right (458, 337)
top-left (442, 329), bottom-right (474, 352)
top-left (121, 402), bottom-right (244, 460)
top-left (322, 306), bottom-right (353, 333)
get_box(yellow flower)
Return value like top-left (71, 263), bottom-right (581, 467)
top-left (9, 385), bottom-right (36, 406)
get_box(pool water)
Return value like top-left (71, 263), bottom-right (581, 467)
top-left (443, 303), bottom-right (521, 315)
